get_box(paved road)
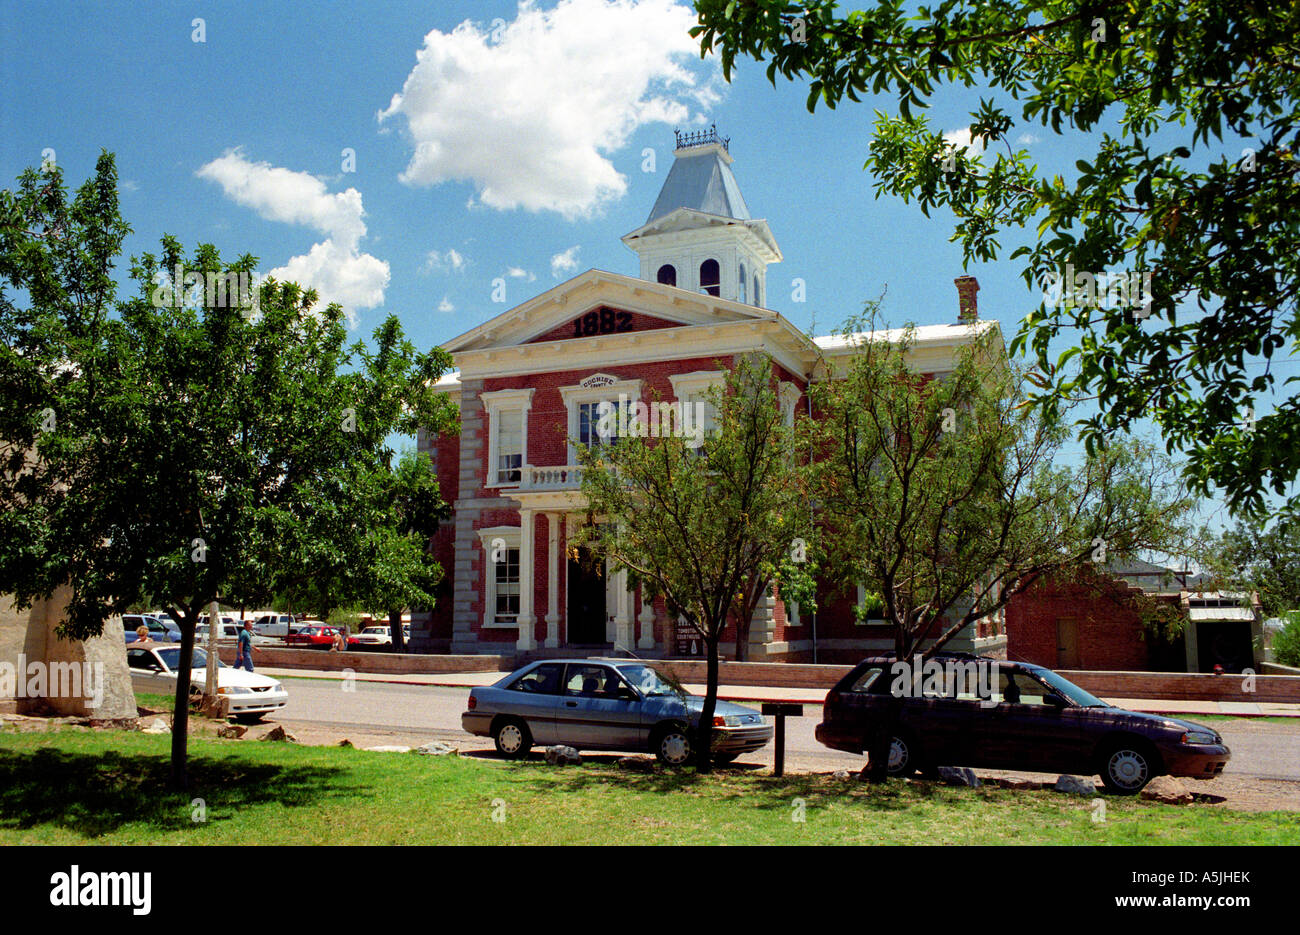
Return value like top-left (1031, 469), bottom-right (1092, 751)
top-left (273, 676), bottom-right (1300, 781)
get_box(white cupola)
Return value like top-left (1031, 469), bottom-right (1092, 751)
top-left (621, 126), bottom-right (781, 308)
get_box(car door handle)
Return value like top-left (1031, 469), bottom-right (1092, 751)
top-left (564, 701), bottom-right (578, 707)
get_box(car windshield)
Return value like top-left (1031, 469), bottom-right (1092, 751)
top-left (1035, 668), bottom-right (1110, 707)
top-left (156, 647), bottom-right (225, 670)
top-left (617, 664), bottom-right (684, 697)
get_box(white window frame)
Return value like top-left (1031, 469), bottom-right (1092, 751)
top-left (669, 370), bottom-right (725, 438)
top-left (480, 388), bottom-right (534, 488)
top-left (478, 526), bottom-right (522, 629)
top-left (779, 381), bottom-right (800, 428)
top-left (559, 375), bottom-right (643, 465)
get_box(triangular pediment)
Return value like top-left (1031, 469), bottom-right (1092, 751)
top-left (440, 269), bottom-right (779, 354)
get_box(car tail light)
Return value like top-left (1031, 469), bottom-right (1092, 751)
top-left (713, 715), bottom-right (726, 727)
top-left (824, 691), bottom-right (840, 719)
top-left (467, 694), bottom-right (477, 710)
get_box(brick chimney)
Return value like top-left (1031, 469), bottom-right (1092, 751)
top-left (954, 276), bottom-right (979, 323)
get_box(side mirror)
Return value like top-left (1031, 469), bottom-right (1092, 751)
top-left (617, 687), bottom-right (639, 702)
top-left (1044, 693), bottom-right (1069, 708)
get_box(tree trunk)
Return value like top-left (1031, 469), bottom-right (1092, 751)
top-left (695, 634), bottom-right (720, 773)
top-left (389, 608), bottom-right (404, 653)
top-left (866, 694), bottom-right (900, 783)
top-left (733, 609), bottom-right (751, 662)
top-left (171, 615), bottom-right (196, 790)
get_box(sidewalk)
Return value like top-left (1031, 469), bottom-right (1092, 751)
top-left (259, 666), bottom-right (1300, 718)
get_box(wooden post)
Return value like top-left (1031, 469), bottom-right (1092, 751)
top-left (761, 703), bottom-right (803, 777)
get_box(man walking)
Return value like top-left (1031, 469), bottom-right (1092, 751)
top-left (235, 620), bottom-right (256, 672)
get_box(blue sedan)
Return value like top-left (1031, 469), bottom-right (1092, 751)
top-left (462, 659), bottom-right (773, 766)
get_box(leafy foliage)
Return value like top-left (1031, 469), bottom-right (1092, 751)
top-left (0, 153), bottom-right (457, 785)
top-left (575, 354), bottom-right (813, 769)
top-left (692, 0), bottom-right (1300, 517)
top-left (805, 303), bottom-right (1197, 658)
top-left (1200, 518), bottom-right (1300, 618)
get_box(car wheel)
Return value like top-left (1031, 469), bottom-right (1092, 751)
top-left (868, 731), bottom-right (919, 776)
top-left (654, 725), bottom-right (693, 767)
top-left (1099, 742), bottom-right (1154, 794)
top-left (493, 718), bottom-right (532, 759)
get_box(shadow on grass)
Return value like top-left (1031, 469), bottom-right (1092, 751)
top-left (0, 747), bottom-right (359, 839)
top-left (490, 755), bottom-right (938, 813)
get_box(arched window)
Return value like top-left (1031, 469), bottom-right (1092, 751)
top-left (699, 259), bottom-right (720, 297)
top-left (656, 264), bottom-right (677, 287)
top-left (753, 275), bottom-right (762, 307)
top-left (739, 263), bottom-right (747, 302)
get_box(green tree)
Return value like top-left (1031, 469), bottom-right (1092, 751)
top-left (575, 354), bottom-right (814, 771)
top-left (1201, 518), bottom-right (1300, 618)
top-left (0, 153), bottom-right (457, 787)
top-left (692, 1), bottom-right (1300, 518)
top-left (807, 307), bottom-right (1195, 778)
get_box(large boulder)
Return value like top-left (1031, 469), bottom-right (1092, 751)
top-left (1053, 774), bottom-right (1097, 795)
top-left (15, 585), bottom-right (136, 721)
top-left (1139, 775), bottom-right (1193, 805)
top-left (544, 745), bottom-right (581, 766)
top-left (936, 766), bottom-right (981, 788)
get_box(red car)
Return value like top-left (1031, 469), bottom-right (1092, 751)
top-left (284, 625), bottom-right (360, 649)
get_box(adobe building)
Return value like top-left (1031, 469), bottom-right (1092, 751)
top-left (410, 129), bottom-right (1004, 661)
top-left (1005, 559), bottom-right (1265, 673)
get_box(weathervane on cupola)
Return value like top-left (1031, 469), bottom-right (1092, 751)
top-left (621, 125), bottom-right (781, 308)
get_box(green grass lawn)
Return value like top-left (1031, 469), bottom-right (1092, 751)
top-left (0, 728), bottom-right (1294, 845)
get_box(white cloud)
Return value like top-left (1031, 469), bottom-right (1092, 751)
top-left (196, 149), bottom-right (389, 324)
top-left (437, 296), bottom-right (455, 313)
top-left (550, 245), bottom-right (581, 278)
top-left (506, 267), bottom-right (536, 282)
top-left (424, 247), bottom-right (469, 274)
top-left (943, 127), bottom-right (986, 157)
top-left (378, 0), bottom-right (716, 218)
top-left (1016, 132), bottom-right (1041, 145)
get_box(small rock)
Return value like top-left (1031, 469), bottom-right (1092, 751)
top-left (1140, 775), bottom-right (1192, 805)
top-left (544, 744), bottom-right (582, 766)
top-left (141, 718), bottom-right (171, 735)
top-left (617, 756), bottom-right (655, 772)
top-left (832, 769), bottom-right (852, 780)
top-left (994, 777), bottom-right (1043, 790)
top-left (363, 745), bottom-right (413, 753)
top-left (258, 725), bottom-right (297, 743)
top-left (936, 766), bottom-right (981, 788)
top-left (336, 739), bottom-right (354, 748)
top-left (415, 741), bottom-right (458, 756)
top-left (1053, 774), bottom-right (1097, 795)
top-left (217, 724), bottom-right (247, 740)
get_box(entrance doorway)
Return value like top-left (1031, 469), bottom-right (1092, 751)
top-left (567, 546), bottom-right (608, 645)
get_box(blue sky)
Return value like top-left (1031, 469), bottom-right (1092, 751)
top-left (2, 0), bottom-right (1286, 535)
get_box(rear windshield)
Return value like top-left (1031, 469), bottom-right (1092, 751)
top-left (845, 665), bottom-right (885, 693)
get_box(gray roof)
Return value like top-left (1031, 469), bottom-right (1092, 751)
top-left (646, 145), bottom-right (750, 225)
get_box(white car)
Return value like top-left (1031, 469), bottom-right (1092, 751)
top-left (126, 643), bottom-right (288, 722)
top-left (354, 624), bottom-right (412, 646)
top-left (355, 625), bottom-right (394, 646)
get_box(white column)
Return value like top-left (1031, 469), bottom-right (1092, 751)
top-left (544, 512), bottom-right (560, 648)
top-left (613, 567), bottom-right (634, 650)
top-left (637, 588), bottom-right (656, 650)
top-left (516, 509), bottom-right (536, 651)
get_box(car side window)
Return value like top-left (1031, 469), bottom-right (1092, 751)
top-left (508, 663), bottom-right (563, 695)
top-left (848, 666), bottom-right (884, 693)
top-left (992, 670), bottom-right (1049, 705)
top-left (564, 665), bottom-right (619, 697)
top-left (127, 649), bottom-right (158, 670)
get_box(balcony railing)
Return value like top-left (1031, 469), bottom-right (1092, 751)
top-left (517, 464), bottom-right (585, 491)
